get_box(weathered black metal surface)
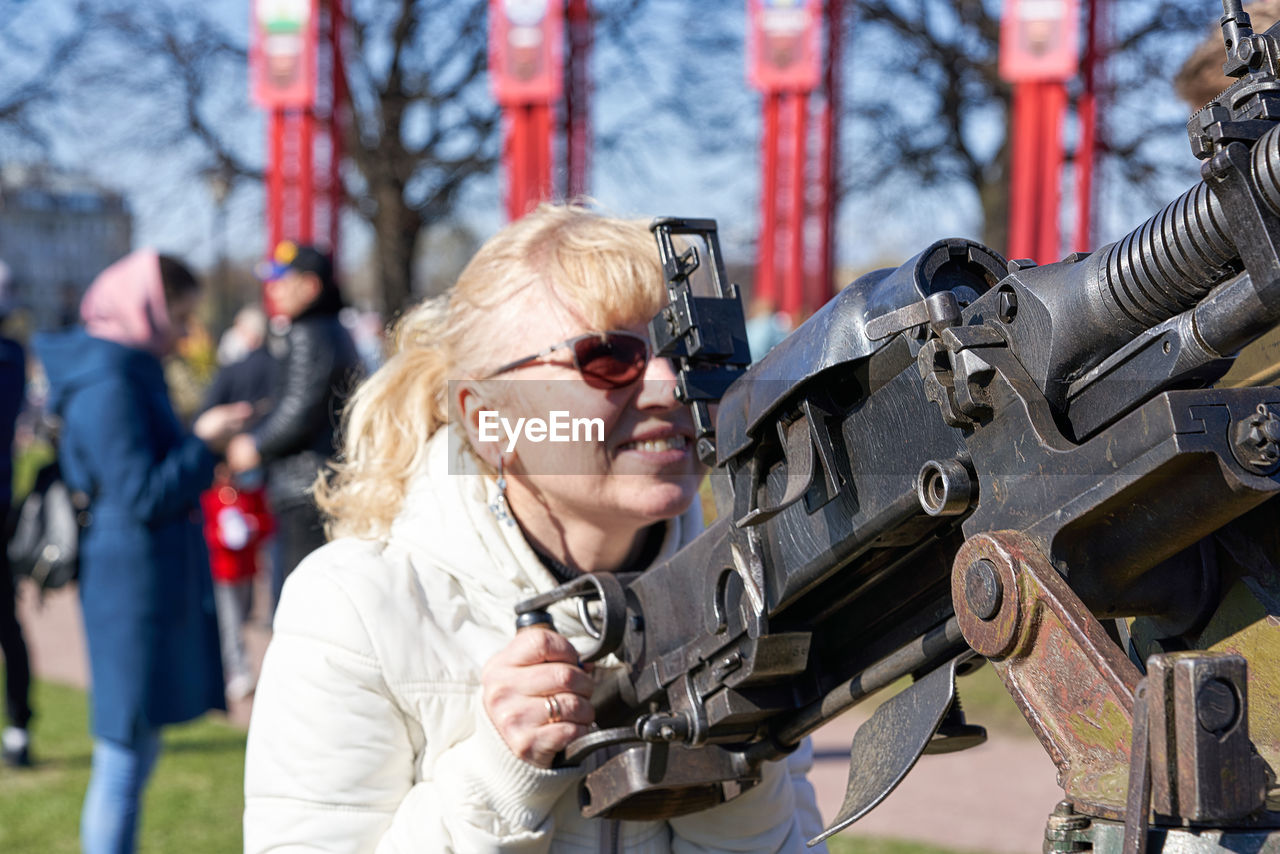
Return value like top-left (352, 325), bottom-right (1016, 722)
top-left (715, 238), bottom-right (1003, 463)
top-left (1146, 653), bottom-right (1269, 822)
top-left (578, 742), bottom-right (760, 821)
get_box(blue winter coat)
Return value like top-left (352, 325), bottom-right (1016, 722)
top-left (35, 328), bottom-right (225, 743)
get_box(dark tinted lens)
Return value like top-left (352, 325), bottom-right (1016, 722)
top-left (574, 333), bottom-right (648, 389)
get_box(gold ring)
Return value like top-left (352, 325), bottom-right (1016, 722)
top-left (545, 695), bottom-right (562, 724)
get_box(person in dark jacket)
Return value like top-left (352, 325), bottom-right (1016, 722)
top-left (35, 250), bottom-right (249, 854)
top-left (226, 241), bottom-right (361, 617)
top-left (199, 305), bottom-right (276, 701)
top-left (0, 261), bottom-right (33, 768)
top-left (204, 305), bottom-right (276, 413)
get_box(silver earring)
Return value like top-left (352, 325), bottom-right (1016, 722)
top-left (489, 457), bottom-right (515, 527)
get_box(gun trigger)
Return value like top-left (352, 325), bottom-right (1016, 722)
top-left (808, 657), bottom-right (960, 846)
top-left (735, 416), bottom-right (816, 528)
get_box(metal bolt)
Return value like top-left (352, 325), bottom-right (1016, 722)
top-left (1195, 678), bottom-right (1239, 734)
top-left (659, 725), bottom-right (676, 741)
top-left (964, 559), bottom-right (1003, 621)
top-left (1263, 417), bottom-right (1280, 444)
top-left (712, 651), bottom-right (743, 682)
top-left (1232, 404), bottom-right (1280, 473)
top-left (1239, 38), bottom-right (1257, 65)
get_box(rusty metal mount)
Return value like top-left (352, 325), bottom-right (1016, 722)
top-left (953, 530), bottom-right (1143, 818)
top-left (953, 530), bottom-right (1276, 832)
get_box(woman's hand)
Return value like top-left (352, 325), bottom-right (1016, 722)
top-left (481, 627), bottom-right (595, 768)
top-left (194, 403), bottom-right (253, 454)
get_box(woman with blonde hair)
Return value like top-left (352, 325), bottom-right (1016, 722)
top-left (244, 203), bottom-right (825, 852)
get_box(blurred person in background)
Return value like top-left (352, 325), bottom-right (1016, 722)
top-left (34, 250), bottom-right (250, 854)
top-left (200, 304), bottom-right (277, 702)
top-left (225, 242), bottom-right (361, 619)
top-left (215, 304), bottom-right (274, 370)
top-left (164, 315), bottom-right (217, 424)
top-left (0, 260), bottom-right (33, 768)
top-left (203, 304), bottom-right (277, 442)
top-left (243, 205), bottom-right (824, 851)
top-left (200, 462), bottom-right (274, 702)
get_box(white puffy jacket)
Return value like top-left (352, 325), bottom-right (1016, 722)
top-left (244, 429), bottom-right (827, 853)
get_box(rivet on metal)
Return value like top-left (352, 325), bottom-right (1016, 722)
top-left (964, 559), bottom-right (1003, 621)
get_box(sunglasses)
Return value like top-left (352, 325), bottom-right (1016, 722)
top-left (484, 330), bottom-right (652, 390)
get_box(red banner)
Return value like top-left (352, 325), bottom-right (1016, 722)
top-left (490, 0), bottom-right (564, 105)
top-left (251, 0), bottom-right (318, 109)
top-left (747, 0), bottom-right (821, 93)
top-left (1000, 0), bottom-right (1080, 82)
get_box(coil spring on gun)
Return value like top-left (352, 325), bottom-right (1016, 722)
top-left (1098, 124), bottom-right (1280, 330)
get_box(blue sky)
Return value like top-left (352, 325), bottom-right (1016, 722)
top-left (0, 0), bottom-right (1213, 296)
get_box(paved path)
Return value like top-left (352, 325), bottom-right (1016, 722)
top-left (15, 580), bottom-right (1062, 853)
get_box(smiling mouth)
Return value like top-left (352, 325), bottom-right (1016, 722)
top-left (618, 435), bottom-right (689, 453)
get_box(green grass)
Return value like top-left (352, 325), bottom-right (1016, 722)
top-left (0, 681), bottom-right (246, 854)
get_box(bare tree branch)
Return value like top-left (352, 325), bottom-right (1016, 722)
top-left (0, 6), bottom-right (88, 153)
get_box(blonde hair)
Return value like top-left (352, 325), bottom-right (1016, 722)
top-left (315, 203), bottom-right (668, 539)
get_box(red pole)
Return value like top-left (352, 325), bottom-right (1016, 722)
top-left (329, 0), bottom-right (345, 256)
top-left (1074, 0), bottom-right (1102, 253)
top-left (1035, 81), bottom-right (1067, 263)
top-left (782, 90), bottom-right (808, 319)
top-left (300, 108), bottom-right (316, 242)
top-left (503, 103), bottom-right (553, 219)
top-left (1007, 82), bottom-right (1041, 261)
top-left (757, 93), bottom-right (781, 307)
top-left (505, 107), bottom-right (523, 220)
top-left (268, 108), bottom-right (285, 250)
top-left (517, 105), bottom-right (531, 217)
top-left (282, 111), bottom-right (301, 242)
top-left (814, 0), bottom-right (842, 312)
top-left (565, 0), bottom-right (592, 198)
top-left (533, 102), bottom-right (553, 206)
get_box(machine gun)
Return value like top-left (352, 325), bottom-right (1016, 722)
top-left (516, 3), bottom-right (1280, 849)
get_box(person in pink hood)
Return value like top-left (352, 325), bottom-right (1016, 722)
top-left (35, 250), bottom-right (250, 854)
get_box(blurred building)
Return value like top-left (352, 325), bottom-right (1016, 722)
top-left (0, 164), bottom-right (133, 329)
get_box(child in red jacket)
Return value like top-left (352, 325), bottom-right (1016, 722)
top-left (201, 464), bottom-right (274, 700)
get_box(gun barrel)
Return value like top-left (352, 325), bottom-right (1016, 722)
top-left (1009, 124), bottom-right (1280, 400)
top-left (1099, 181), bottom-right (1234, 329)
top-left (1099, 124), bottom-right (1280, 333)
